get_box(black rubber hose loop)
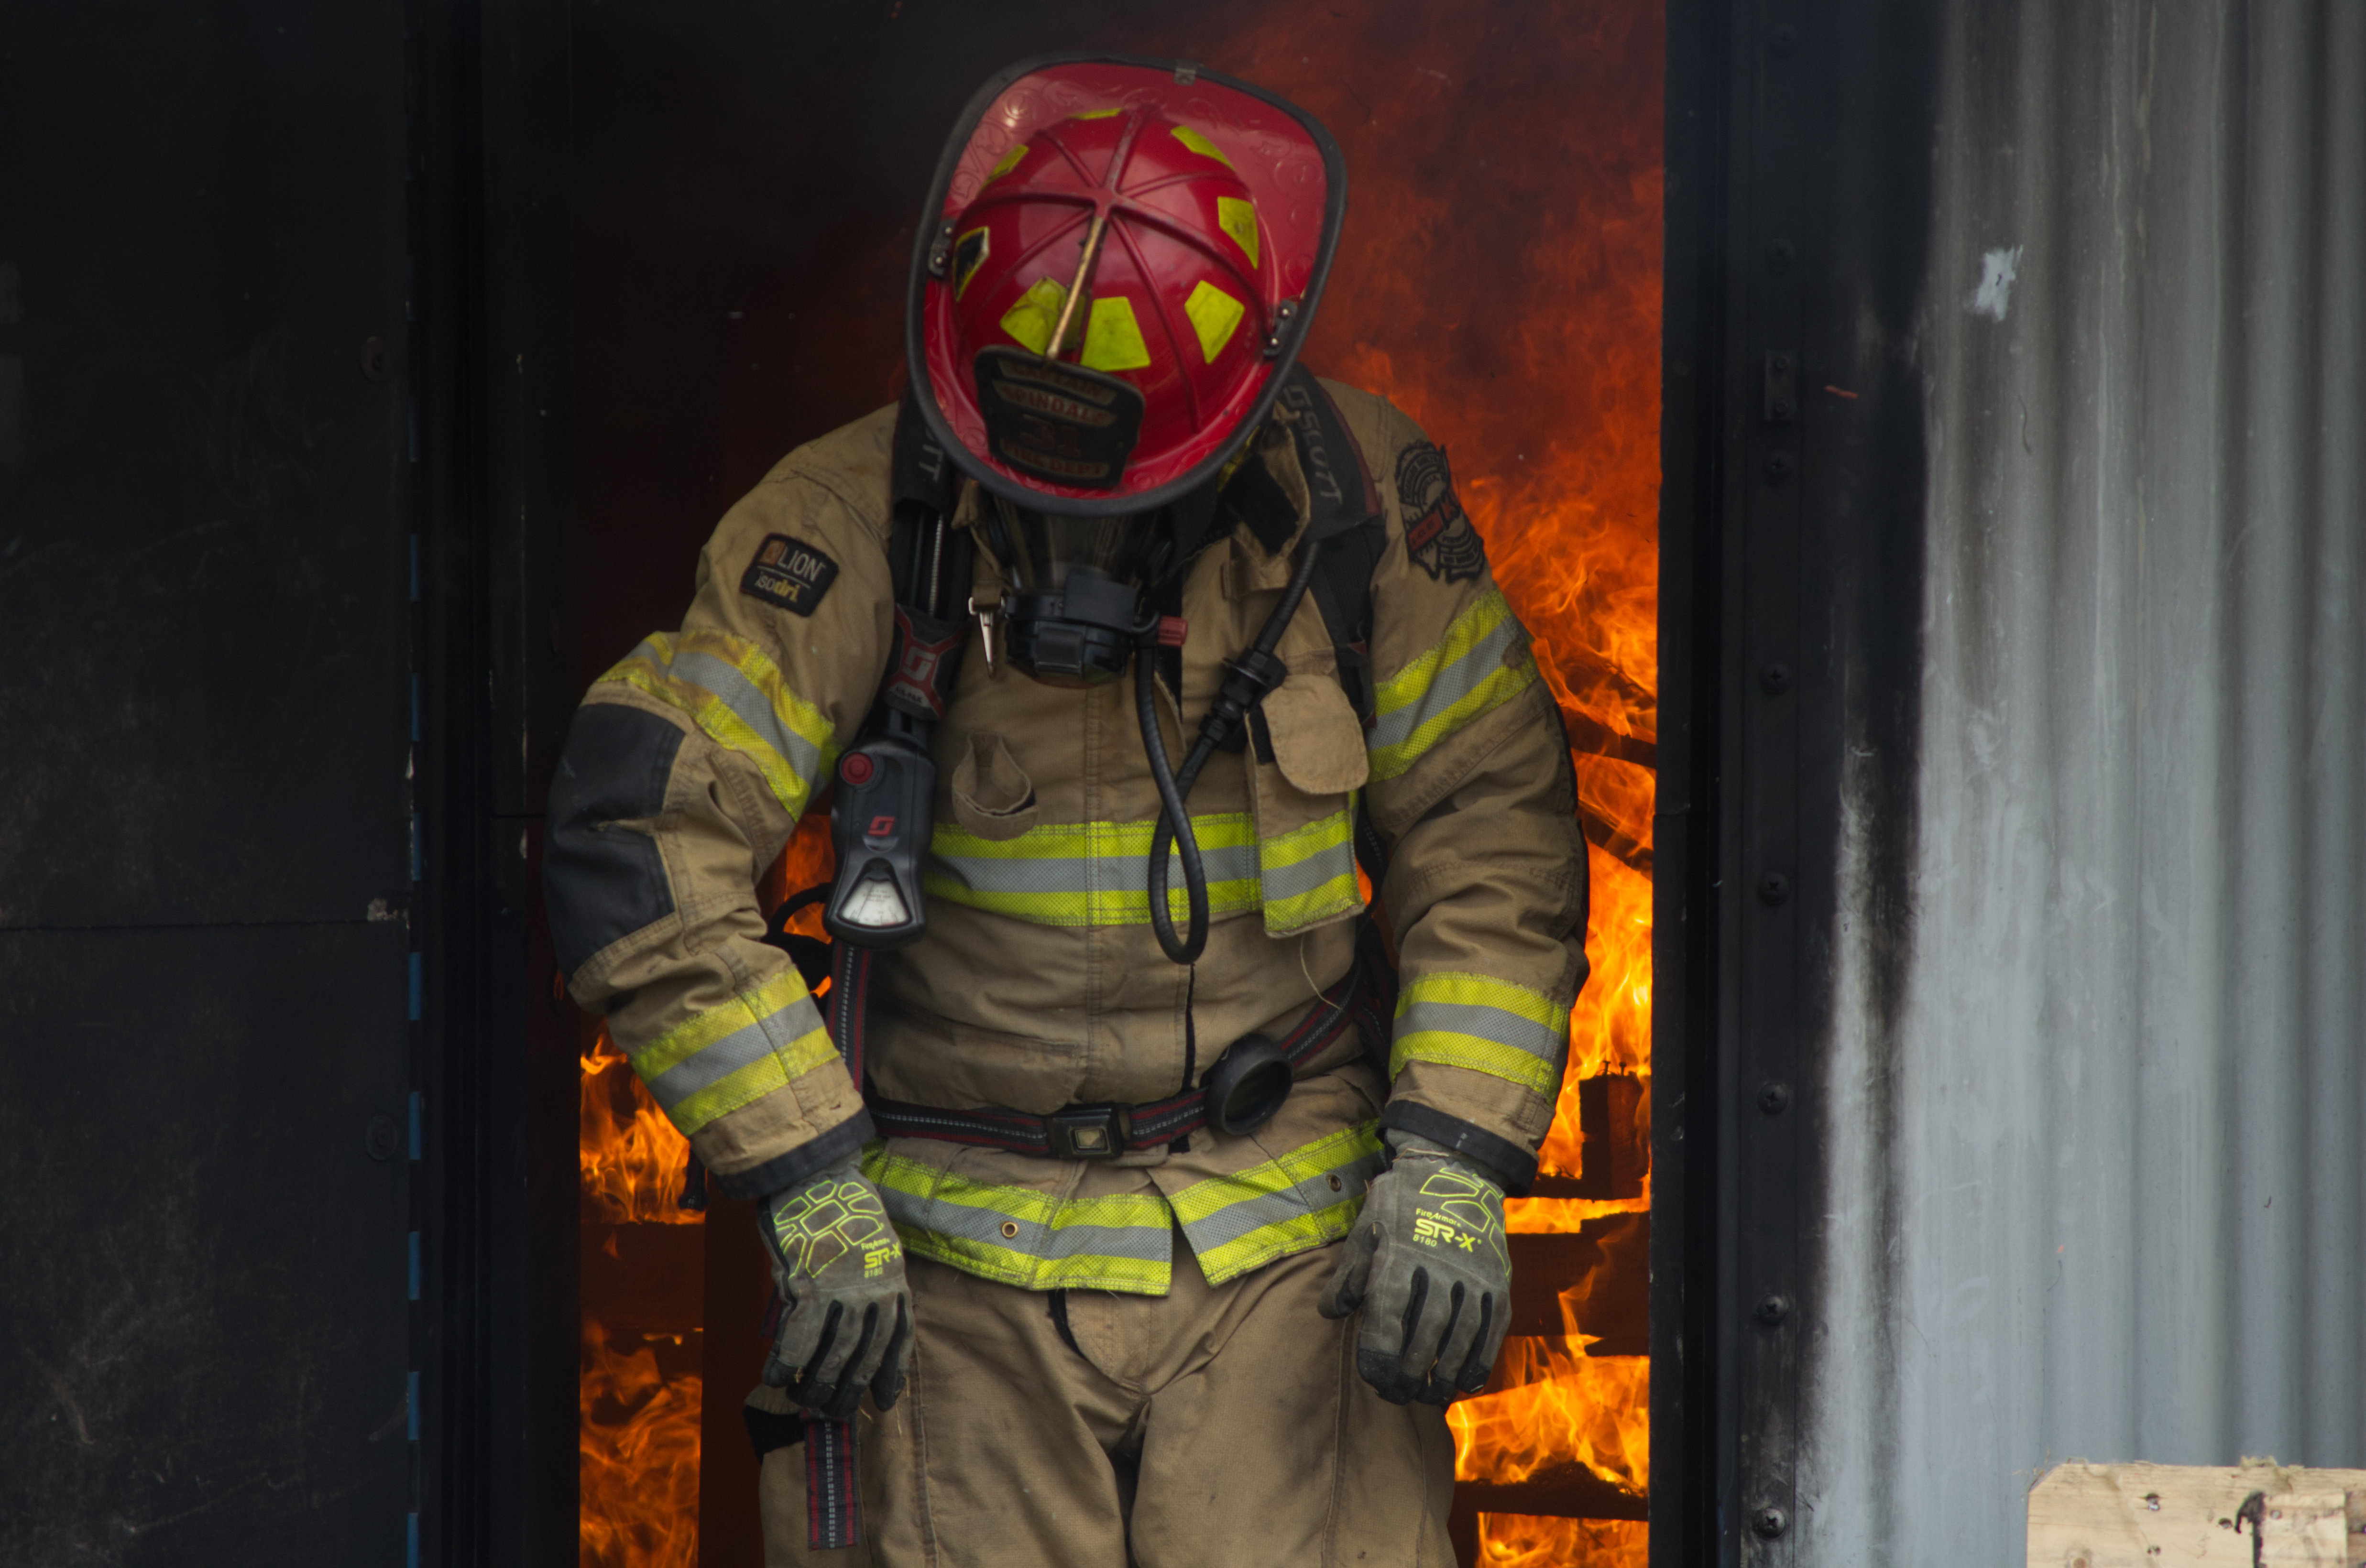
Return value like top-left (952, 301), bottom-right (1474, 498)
top-left (1137, 648), bottom-right (1211, 961)
top-left (1142, 536), bottom-right (1327, 964)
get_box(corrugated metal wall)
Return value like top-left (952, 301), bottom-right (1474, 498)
top-left (1802, 3), bottom-right (2366, 1561)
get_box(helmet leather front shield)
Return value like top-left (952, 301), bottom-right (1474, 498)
top-left (908, 56), bottom-right (1347, 517)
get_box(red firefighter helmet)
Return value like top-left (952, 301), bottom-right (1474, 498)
top-left (908, 56), bottom-right (1347, 515)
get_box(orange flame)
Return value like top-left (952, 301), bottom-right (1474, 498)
top-left (1452, 1343), bottom-right (1650, 1491)
top-left (581, 1031), bottom-right (706, 1564)
top-left (581, 1030), bottom-right (702, 1227)
top-left (1452, 1347), bottom-right (1652, 1568)
top-left (580, 1317), bottom-right (702, 1568)
top-left (1476, 1519), bottom-right (1651, 1568)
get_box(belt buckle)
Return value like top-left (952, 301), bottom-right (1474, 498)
top-left (1046, 1103), bottom-right (1128, 1159)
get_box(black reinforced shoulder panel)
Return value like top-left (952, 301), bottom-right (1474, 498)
top-left (544, 702), bottom-right (685, 975)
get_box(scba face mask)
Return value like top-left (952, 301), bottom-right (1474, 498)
top-left (984, 496), bottom-right (1165, 687)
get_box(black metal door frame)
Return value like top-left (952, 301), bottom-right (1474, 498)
top-left (1658, 2), bottom-right (1943, 1564)
top-left (408, 0), bottom-right (578, 1561)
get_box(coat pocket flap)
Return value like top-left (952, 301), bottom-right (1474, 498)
top-left (1264, 674), bottom-right (1370, 795)
top-left (950, 730), bottom-right (1037, 841)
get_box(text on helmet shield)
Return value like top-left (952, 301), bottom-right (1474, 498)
top-left (973, 346), bottom-right (1143, 490)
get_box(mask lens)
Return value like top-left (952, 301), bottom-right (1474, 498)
top-left (1002, 509), bottom-right (1156, 594)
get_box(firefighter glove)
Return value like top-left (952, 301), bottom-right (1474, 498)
top-left (1318, 1132), bottom-right (1512, 1405)
top-left (757, 1155), bottom-right (911, 1420)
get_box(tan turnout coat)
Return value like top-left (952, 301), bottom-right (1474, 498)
top-left (545, 378), bottom-right (1588, 1296)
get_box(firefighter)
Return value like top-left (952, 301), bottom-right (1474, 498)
top-left (545, 56), bottom-right (1587, 1568)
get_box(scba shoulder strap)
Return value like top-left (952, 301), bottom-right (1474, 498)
top-left (1196, 365), bottom-right (1390, 767)
top-left (879, 393), bottom-right (972, 723)
top-left (817, 399), bottom-right (972, 952)
top-left (1278, 367), bottom-right (1390, 725)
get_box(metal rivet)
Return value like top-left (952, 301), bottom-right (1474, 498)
top-left (1764, 238), bottom-right (1796, 273)
top-left (1753, 1505), bottom-right (1789, 1539)
top-left (1758, 871), bottom-right (1791, 905)
top-left (1754, 1293), bottom-right (1792, 1325)
top-left (1769, 24), bottom-right (1799, 57)
top-left (1758, 1082), bottom-right (1792, 1115)
top-left (1263, 297), bottom-right (1301, 359)
top-left (1772, 396), bottom-right (1796, 420)
top-left (362, 337), bottom-right (392, 382)
top-left (366, 1115), bottom-right (400, 1161)
top-left (1000, 1220), bottom-right (1019, 1239)
top-left (1760, 661), bottom-right (1793, 694)
top-left (1328, 1174), bottom-right (1344, 1192)
top-left (1764, 451), bottom-right (1796, 482)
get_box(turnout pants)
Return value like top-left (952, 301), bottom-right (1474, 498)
top-left (749, 1238), bottom-right (1457, 1568)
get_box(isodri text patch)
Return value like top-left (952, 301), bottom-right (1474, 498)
top-left (740, 534), bottom-right (839, 617)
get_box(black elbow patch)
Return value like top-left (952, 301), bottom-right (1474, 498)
top-left (545, 702), bottom-right (685, 975)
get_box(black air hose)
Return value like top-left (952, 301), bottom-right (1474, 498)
top-left (1138, 536), bottom-right (1326, 964)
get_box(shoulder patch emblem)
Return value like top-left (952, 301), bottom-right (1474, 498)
top-left (740, 534), bottom-right (839, 617)
top-left (1396, 442), bottom-right (1485, 583)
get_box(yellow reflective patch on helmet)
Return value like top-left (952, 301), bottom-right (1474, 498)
top-left (999, 277), bottom-right (1068, 354)
top-left (952, 227), bottom-right (991, 298)
top-left (985, 141), bottom-right (1030, 183)
top-left (1216, 196), bottom-right (1260, 269)
top-left (1183, 281), bottom-right (1246, 363)
top-left (1172, 126), bottom-right (1234, 168)
top-left (1081, 295), bottom-right (1152, 373)
top-left (1000, 281), bottom-right (1151, 371)
top-left (1070, 108), bottom-right (1122, 120)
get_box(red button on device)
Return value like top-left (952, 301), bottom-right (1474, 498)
top-left (840, 753), bottom-right (875, 786)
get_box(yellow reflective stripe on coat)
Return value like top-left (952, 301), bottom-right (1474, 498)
top-left (1367, 589), bottom-right (1537, 782)
top-left (595, 631), bottom-right (837, 818)
top-left (1390, 970), bottom-right (1569, 1097)
top-left (1254, 803), bottom-right (1362, 934)
top-left (631, 967), bottom-right (837, 1137)
top-left (1169, 1122), bottom-right (1387, 1285)
top-left (925, 814), bottom-right (1262, 927)
top-left (861, 1147), bottom-right (1174, 1294)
